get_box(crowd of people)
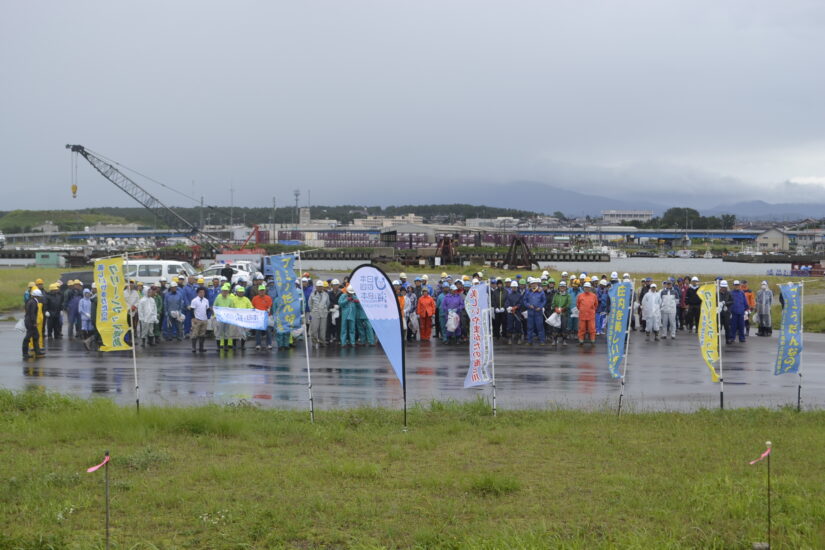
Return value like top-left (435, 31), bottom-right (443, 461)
top-left (20, 268), bottom-right (779, 359)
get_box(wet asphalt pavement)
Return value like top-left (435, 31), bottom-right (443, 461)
top-left (2, 325), bottom-right (822, 412)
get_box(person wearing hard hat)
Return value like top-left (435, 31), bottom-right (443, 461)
top-left (641, 282), bottom-right (662, 341)
top-left (213, 283), bottom-right (235, 350)
top-left (440, 284), bottom-right (465, 344)
top-left (65, 280), bottom-right (83, 339)
top-left (420, 274), bottom-right (433, 295)
top-left (436, 282), bottom-right (451, 343)
top-left (138, 286), bottom-right (159, 347)
top-left (636, 278), bottom-right (652, 333)
top-left (755, 281), bottom-right (774, 337)
top-left (326, 279), bottom-right (342, 344)
top-left (230, 285), bottom-right (253, 350)
top-left (550, 280), bottom-right (571, 346)
top-left (728, 280), bottom-right (748, 344)
top-left (522, 278), bottom-right (547, 345)
top-left (163, 281), bottom-right (185, 341)
top-left (490, 278), bottom-right (507, 340)
top-left (44, 282), bottom-right (64, 339)
top-left (404, 285), bottom-right (418, 342)
top-left (660, 280), bottom-right (679, 339)
top-left (338, 286), bottom-right (358, 347)
top-left (567, 277), bottom-right (582, 338)
top-left (22, 288), bottom-right (46, 359)
top-left (251, 284), bottom-right (274, 351)
top-left (308, 280), bottom-right (330, 348)
top-left (416, 286), bottom-right (436, 341)
top-left (576, 281), bottom-right (599, 345)
top-left (684, 276), bottom-right (702, 333)
top-left (150, 283), bottom-right (164, 344)
top-left (399, 272), bottom-right (409, 289)
top-left (505, 280), bottom-right (524, 345)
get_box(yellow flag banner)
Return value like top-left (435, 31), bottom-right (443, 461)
top-left (697, 283), bottom-right (720, 383)
top-left (94, 257), bottom-right (132, 351)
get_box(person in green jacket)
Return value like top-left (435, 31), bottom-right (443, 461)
top-left (213, 283), bottom-right (235, 350)
top-left (436, 282), bottom-right (449, 344)
top-left (338, 286), bottom-right (358, 347)
top-left (551, 280), bottom-right (572, 346)
top-left (231, 285), bottom-right (253, 350)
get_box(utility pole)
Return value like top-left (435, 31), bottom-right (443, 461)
top-left (293, 189), bottom-right (300, 228)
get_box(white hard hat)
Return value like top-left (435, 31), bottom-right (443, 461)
top-left (691, 276), bottom-right (699, 282)
top-left (31, 289), bottom-right (42, 297)
top-left (720, 280), bottom-right (729, 287)
top-left (472, 278), bottom-right (479, 284)
top-left (170, 281), bottom-right (178, 287)
top-left (650, 283), bottom-right (657, 288)
top-left (599, 279), bottom-right (607, 286)
top-left (159, 277), bottom-right (167, 282)
top-left (733, 280), bottom-right (741, 285)
top-left (583, 282), bottom-right (592, 288)
top-left (331, 278), bottom-right (340, 285)
top-left (392, 280), bottom-right (401, 286)
top-left (255, 272), bottom-right (263, 279)
top-left (504, 278), bottom-right (511, 283)
top-left (579, 273), bottom-right (587, 280)
top-left (347, 285), bottom-right (355, 294)
top-left (542, 270), bottom-right (549, 277)
top-left (623, 273), bottom-right (630, 278)
top-left (421, 274), bottom-right (428, 280)
top-left (610, 272), bottom-right (618, 279)
top-left (591, 275), bottom-right (598, 282)
top-left (510, 281), bottom-right (518, 288)
top-left (399, 272), bottom-right (407, 278)
top-left (561, 271), bottom-right (568, 277)
top-left (315, 280), bottom-right (324, 286)
top-left (301, 277), bottom-right (309, 282)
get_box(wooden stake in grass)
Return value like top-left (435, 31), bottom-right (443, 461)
top-left (87, 451), bottom-right (111, 550)
top-left (749, 441), bottom-right (772, 549)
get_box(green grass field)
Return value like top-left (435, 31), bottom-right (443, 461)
top-left (1, 391), bottom-right (824, 548)
top-left (0, 268), bottom-right (68, 313)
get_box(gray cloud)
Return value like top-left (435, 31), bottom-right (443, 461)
top-left (1, 1), bottom-right (824, 211)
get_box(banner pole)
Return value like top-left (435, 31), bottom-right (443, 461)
top-left (798, 282), bottom-right (804, 412)
top-left (617, 279), bottom-right (635, 417)
top-left (717, 281), bottom-right (724, 410)
top-left (487, 283), bottom-right (497, 417)
top-left (104, 450), bottom-right (110, 550)
top-left (767, 442), bottom-right (772, 549)
top-left (296, 251), bottom-right (315, 423)
top-left (125, 250), bottom-right (140, 414)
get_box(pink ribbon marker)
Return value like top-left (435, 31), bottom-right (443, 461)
top-left (87, 454), bottom-right (110, 473)
top-left (749, 445), bottom-right (772, 465)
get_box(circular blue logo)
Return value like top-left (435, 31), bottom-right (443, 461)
top-left (375, 277), bottom-right (387, 291)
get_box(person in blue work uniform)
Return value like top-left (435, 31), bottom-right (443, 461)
top-left (505, 280), bottom-right (523, 345)
top-left (728, 280), bottom-right (748, 343)
top-left (163, 281), bottom-right (185, 341)
top-left (338, 285), bottom-right (358, 347)
top-left (522, 278), bottom-right (547, 345)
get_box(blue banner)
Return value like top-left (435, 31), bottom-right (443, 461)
top-left (606, 282), bottom-right (633, 378)
top-left (269, 254), bottom-right (303, 331)
top-left (213, 307), bottom-right (268, 330)
top-left (350, 265), bottom-right (404, 387)
top-left (775, 283), bottom-right (803, 375)
top-left (464, 283), bottom-right (493, 388)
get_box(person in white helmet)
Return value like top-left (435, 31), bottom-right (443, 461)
top-left (327, 279), bottom-right (342, 344)
top-left (641, 283), bottom-right (662, 341)
top-left (505, 280), bottom-right (524, 344)
top-left (23, 288), bottom-right (46, 358)
top-left (685, 276), bottom-right (702, 332)
top-left (576, 282), bottom-right (598, 344)
top-left (308, 280), bottom-right (330, 347)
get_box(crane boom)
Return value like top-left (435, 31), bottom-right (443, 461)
top-left (66, 144), bottom-right (224, 252)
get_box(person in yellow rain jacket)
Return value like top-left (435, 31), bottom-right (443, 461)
top-left (231, 285), bottom-right (253, 350)
top-left (23, 289), bottom-right (46, 358)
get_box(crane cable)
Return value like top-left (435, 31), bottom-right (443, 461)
top-left (83, 147), bottom-right (201, 205)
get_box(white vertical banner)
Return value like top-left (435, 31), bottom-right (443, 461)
top-left (464, 283), bottom-right (493, 388)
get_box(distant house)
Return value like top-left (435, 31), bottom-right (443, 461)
top-left (757, 228), bottom-right (790, 251)
top-left (601, 209), bottom-right (654, 223)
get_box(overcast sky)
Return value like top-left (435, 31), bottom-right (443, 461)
top-left (2, 1), bottom-right (824, 211)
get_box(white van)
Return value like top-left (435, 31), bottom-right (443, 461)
top-left (124, 260), bottom-right (197, 285)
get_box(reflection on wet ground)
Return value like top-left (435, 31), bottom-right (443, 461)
top-left (2, 326), bottom-right (822, 412)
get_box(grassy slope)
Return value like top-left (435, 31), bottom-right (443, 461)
top-left (0, 268), bottom-right (69, 312)
top-left (0, 210), bottom-right (128, 232)
top-left (1, 391), bottom-right (824, 549)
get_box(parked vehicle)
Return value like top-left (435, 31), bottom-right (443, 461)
top-left (197, 261), bottom-right (255, 284)
top-left (124, 260), bottom-right (197, 285)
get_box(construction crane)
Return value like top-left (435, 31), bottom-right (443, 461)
top-left (66, 145), bottom-right (226, 254)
